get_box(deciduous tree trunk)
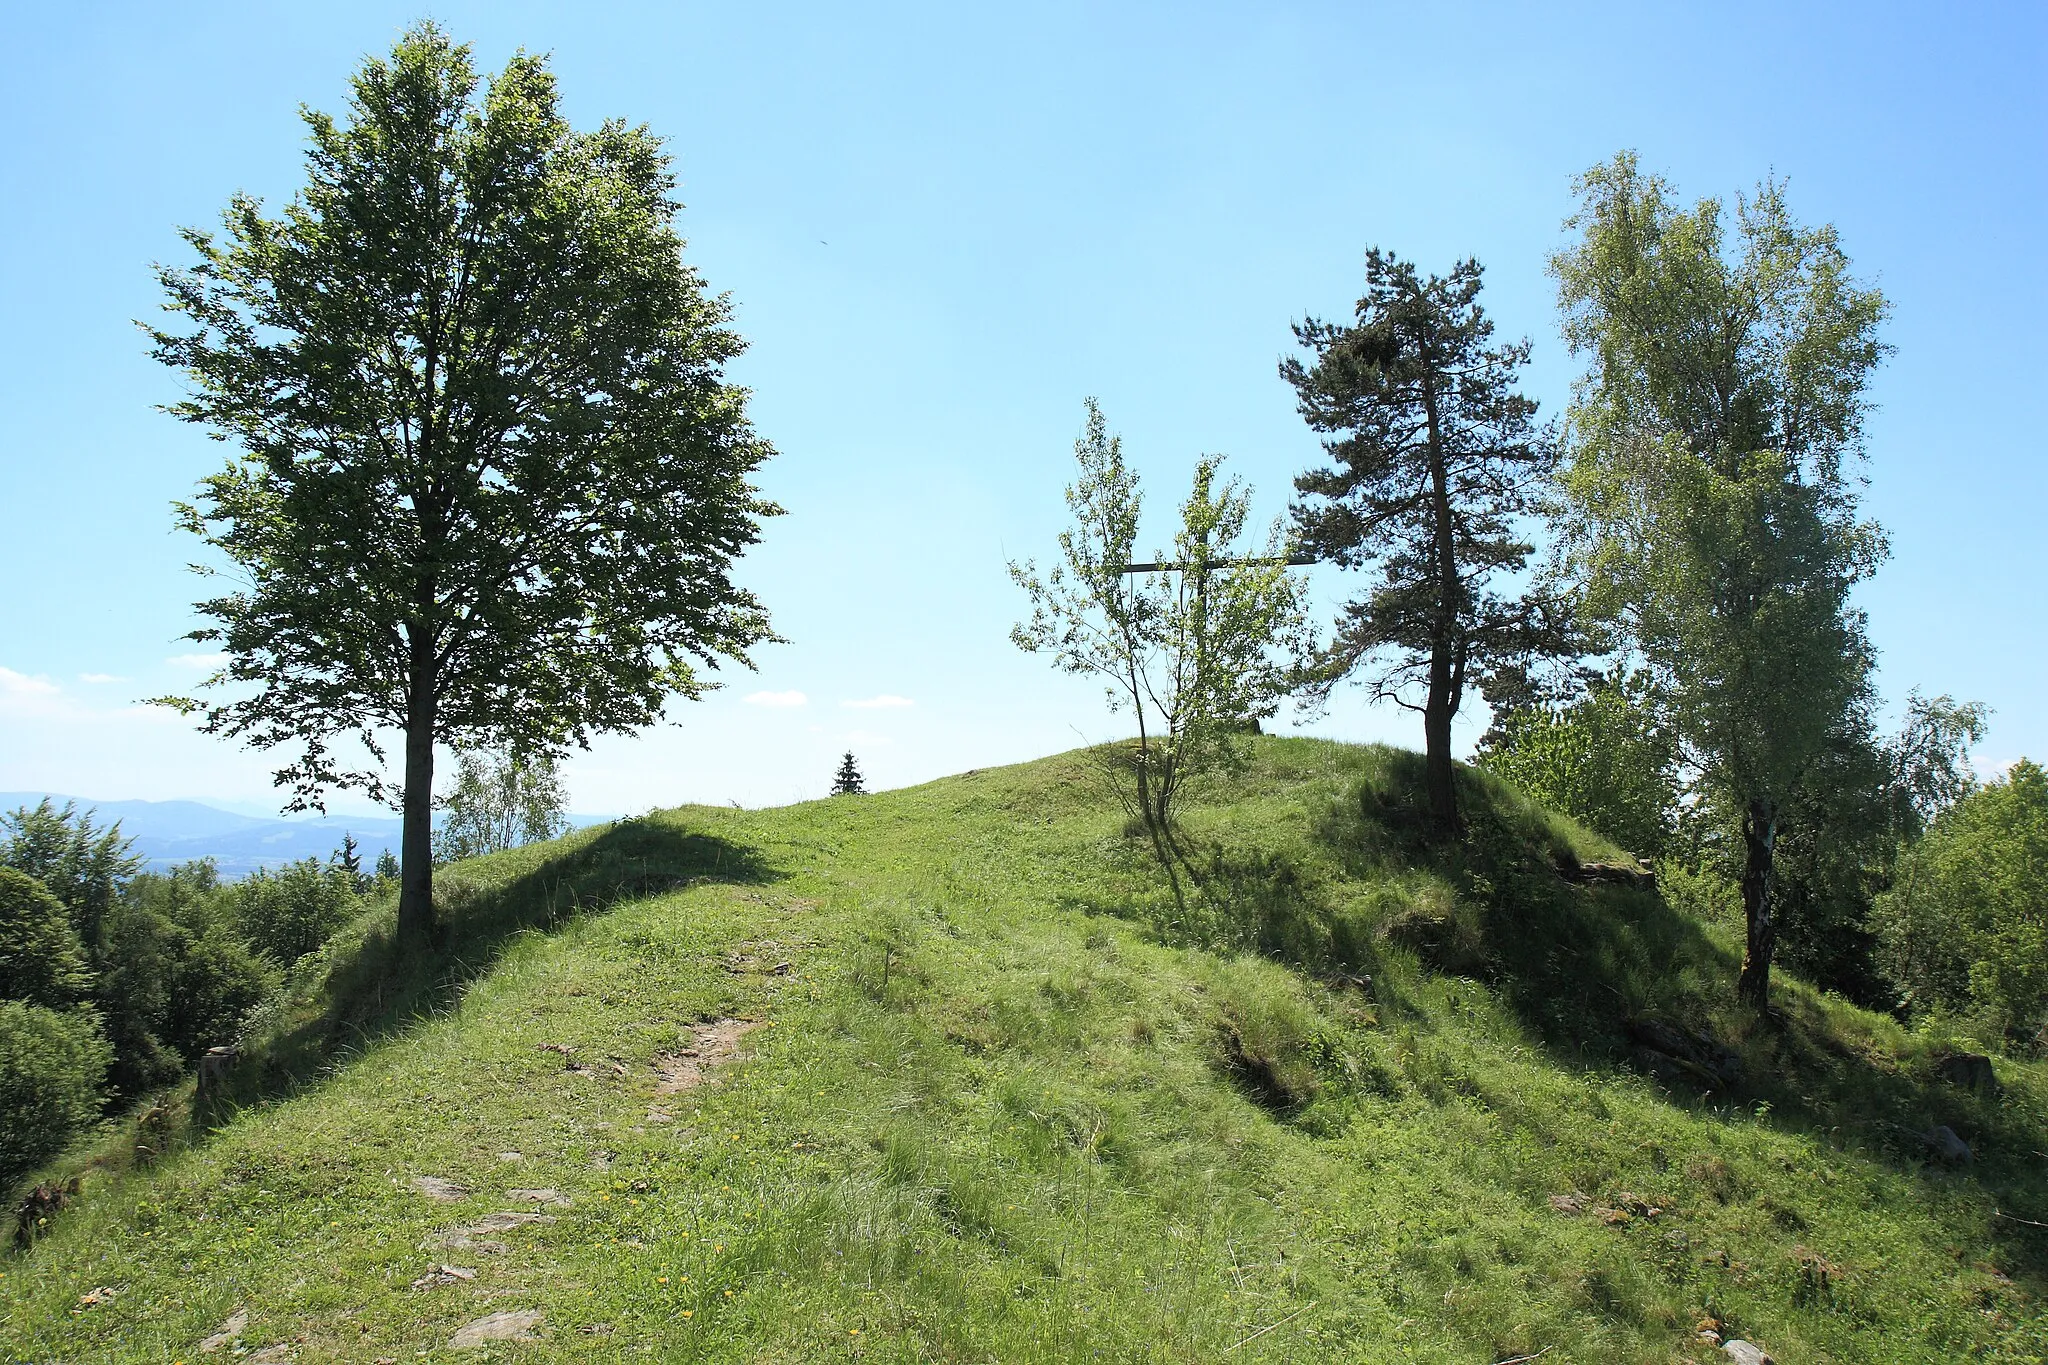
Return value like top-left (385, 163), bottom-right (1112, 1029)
top-left (397, 636), bottom-right (437, 944)
top-left (1737, 799), bottom-right (1778, 1008)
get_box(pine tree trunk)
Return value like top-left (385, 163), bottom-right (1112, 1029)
top-left (1423, 663), bottom-right (1459, 833)
top-left (396, 637), bottom-right (437, 944)
top-left (1736, 799), bottom-right (1777, 1008)
top-left (1420, 368), bottom-right (1462, 836)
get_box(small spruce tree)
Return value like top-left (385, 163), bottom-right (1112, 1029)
top-left (831, 752), bottom-right (866, 796)
top-left (331, 833), bottom-right (365, 892)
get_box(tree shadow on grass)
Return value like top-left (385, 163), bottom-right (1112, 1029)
top-left (202, 816), bottom-right (780, 1120)
top-left (1185, 750), bottom-right (2048, 1264)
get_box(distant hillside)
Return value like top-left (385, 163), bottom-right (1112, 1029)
top-left (3, 740), bottom-right (2040, 1362)
top-left (0, 791), bottom-right (404, 875)
top-left (0, 793), bottom-right (609, 876)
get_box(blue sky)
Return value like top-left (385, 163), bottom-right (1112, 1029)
top-left (2, 2), bottom-right (2042, 816)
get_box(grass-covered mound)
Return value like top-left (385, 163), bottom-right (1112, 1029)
top-left (3, 739), bottom-right (2042, 1362)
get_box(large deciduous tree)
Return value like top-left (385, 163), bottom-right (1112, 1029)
top-left (1550, 152), bottom-right (1889, 1008)
top-left (1285, 250), bottom-right (1562, 832)
top-left (150, 25), bottom-right (780, 942)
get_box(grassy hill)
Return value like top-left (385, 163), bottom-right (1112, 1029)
top-left (3, 739), bottom-right (2042, 1363)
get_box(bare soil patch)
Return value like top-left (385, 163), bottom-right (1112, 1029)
top-left (653, 1017), bottom-right (763, 1094)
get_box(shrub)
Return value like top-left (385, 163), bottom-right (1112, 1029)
top-left (0, 1001), bottom-right (111, 1187)
top-left (1474, 671), bottom-right (1678, 859)
top-left (1875, 759), bottom-right (2048, 1042)
top-left (233, 859), bottom-right (362, 963)
top-left (162, 929), bottom-right (274, 1060)
top-left (0, 868), bottom-right (90, 1009)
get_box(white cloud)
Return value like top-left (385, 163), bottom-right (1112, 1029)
top-left (0, 666), bottom-right (61, 697)
top-left (743, 689), bottom-right (808, 708)
top-left (78, 673), bottom-right (127, 685)
top-left (1974, 755), bottom-right (2018, 782)
top-left (166, 652), bottom-right (228, 669)
top-left (842, 694), bottom-right (914, 709)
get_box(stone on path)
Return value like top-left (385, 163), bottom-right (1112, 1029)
top-left (505, 1187), bottom-right (570, 1207)
top-left (1723, 1341), bottom-right (1775, 1365)
top-left (451, 1309), bottom-right (543, 1348)
top-left (410, 1263), bottom-right (477, 1290)
top-left (411, 1175), bottom-right (471, 1202)
top-left (428, 1209), bottom-right (554, 1253)
top-left (198, 1308), bottom-right (248, 1351)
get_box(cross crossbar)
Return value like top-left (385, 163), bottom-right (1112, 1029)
top-left (1119, 554), bottom-right (1318, 574)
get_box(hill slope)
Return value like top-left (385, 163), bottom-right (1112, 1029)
top-left (3, 739), bottom-right (2043, 1362)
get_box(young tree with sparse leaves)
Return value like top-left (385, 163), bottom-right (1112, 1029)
top-left (1011, 400), bottom-right (1309, 914)
top-left (1285, 250), bottom-right (1565, 834)
top-left (150, 25), bottom-right (780, 944)
top-left (1550, 152), bottom-right (1890, 1009)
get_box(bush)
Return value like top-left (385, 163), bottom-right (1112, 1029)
top-left (163, 929), bottom-right (274, 1060)
top-left (233, 859), bottom-right (362, 963)
top-left (0, 1001), bottom-right (111, 1187)
top-left (0, 867), bottom-right (90, 1009)
top-left (1875, 758), bottom-right (2048, 1042)
top-left (1474, 671), bottom-right (1678, 859)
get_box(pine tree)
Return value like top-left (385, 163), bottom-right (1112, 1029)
top-left (1284, 250), bottom-right (1563, 833)
top-left (831, 752), bottom-right (866, 796)
top-left (331, 833), bottom-right (364, 892)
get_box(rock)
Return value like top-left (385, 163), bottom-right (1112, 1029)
top-left (412, 1175), bottom-right (471, 1202)
top-left (428, 1209), bottom-right (552, 1252)
top-left (1918, 1125), bottom-right (1973, 1165)
top-left (1560, 858), bottom-right (1657, 888)
top-left (199, 1308), bottom-right (249, 1351)
top-left (195, 1045), bottom-right (239, 1103)
top-left (1547, 1192), bottom-right (1587, 1215)
top-left (410, 1263), bottom-right (477, 1290)
top-left (1625, 1018), bottom-right (1742, 1089)
top-left (1722, 1341), bottom-right (1773, 1365)
top-left (246, 1348), bottom-right (295, 1364)
top-left (13, 1176), bottom-right (80, 1250)
top-left (472, 1210), bottom-right (553, 1232)
top-left (504, 1188), bottom-right (570, 1207)
top-left (1936, 1052), bottom-right (2000, 1097)
top-left (451, 1310), bottom-right (543, 1348)
top-left (1615, 1191), bottom-right (1664, 1219)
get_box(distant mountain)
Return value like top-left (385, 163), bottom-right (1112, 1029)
top-left (0, 792), bottom-right (610, 878)
top-left (0, 792), bottom-right (404, 876)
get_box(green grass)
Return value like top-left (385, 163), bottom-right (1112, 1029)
top-left (3, 738), bottom-right (2043, 1362)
